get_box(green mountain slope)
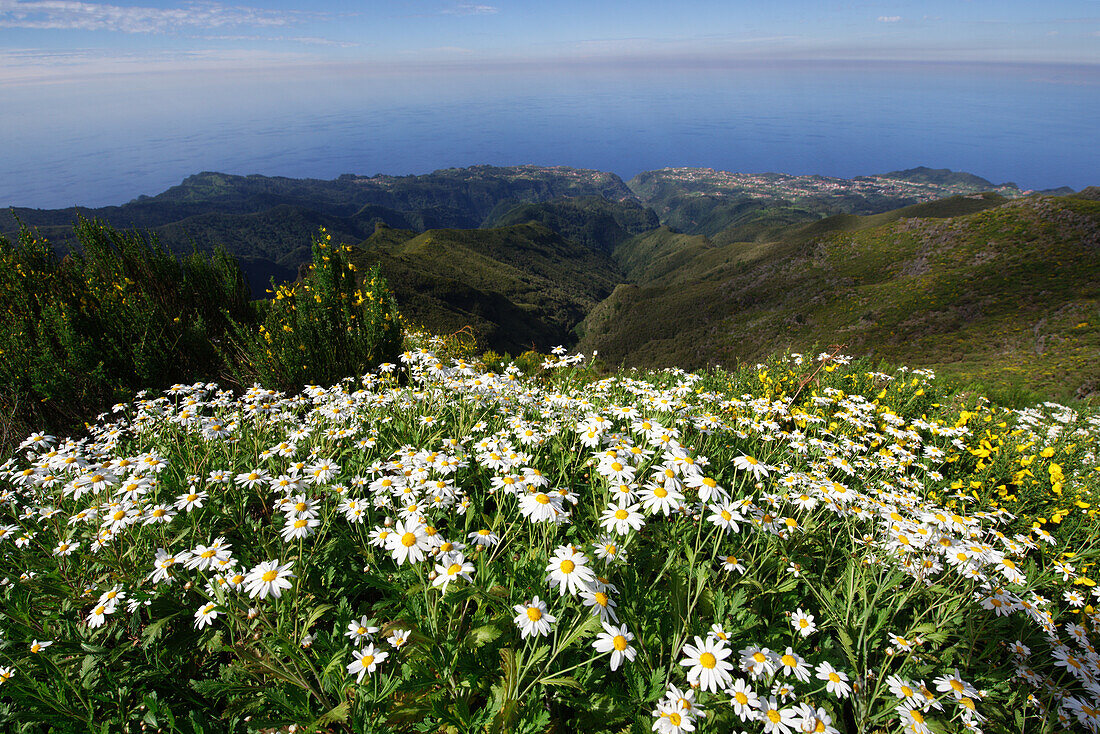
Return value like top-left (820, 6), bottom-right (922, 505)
top-left (3, 165), bottom-right (636, 228)
top-left (876, 166), bottom-right (1002, 189)
top-left (579, 194), bottom-right (1100, 399)
top-left (1, 165), bottom-right (637, 294)
top-left (351, 222), bottom-right (622, 354)
top-left (482, 196), bottom-right (659, 253)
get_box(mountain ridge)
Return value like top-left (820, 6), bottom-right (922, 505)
top-left (3, 164), bottom-right (1094, 399)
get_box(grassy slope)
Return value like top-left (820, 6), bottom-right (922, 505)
top-left (1, 167), bottom-right (637, 296)
top-left (351, 223), bottom-right (622, 355)
top-left (579, 194), bottom-right (1100, 400)
top-left (482, 196), bottom-right (659, 253)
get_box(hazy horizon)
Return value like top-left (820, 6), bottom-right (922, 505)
top-left (1, 2), bottom-right (1098, 208)
top-left (2, 0), bottom-right (1098, 85)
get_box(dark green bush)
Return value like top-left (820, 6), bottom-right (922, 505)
top-left (0, 217), bottom-right (251, 440)
top-left (229, 228), bottom-right (402, 391)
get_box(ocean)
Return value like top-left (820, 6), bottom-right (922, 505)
top-left (1, 60), bottom-right (1097, 209)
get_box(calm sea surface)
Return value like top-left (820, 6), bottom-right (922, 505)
top-left (1, 62), bottom-right (1097, 209)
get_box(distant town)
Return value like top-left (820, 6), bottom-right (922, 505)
top-left (636, 167), bottom-right (1026, 204)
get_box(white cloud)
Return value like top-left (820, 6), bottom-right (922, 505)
top-left (441, 3), bottom-right (498, 16)
top-left (877, 16), bottom-right (902, 23)
top-left (0, 0), bottom-right (308, 34)
top-left (0, 45), bottom-right (316, 84)
top-left (200, 34), bottom-right (358, 47)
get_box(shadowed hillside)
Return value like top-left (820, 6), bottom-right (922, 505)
top-left (351, 222), bottom-right (622, 355)
top-left (579, 194), bottom-right (1100, 400)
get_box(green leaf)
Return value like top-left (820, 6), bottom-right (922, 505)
top-left (499, 647), bottom-right (518, 694)
top-left (141, 611), bottom-right (182, 647)
top-left (558, 613), bottom-right (602, 652)
top-left (835, 627), bottom-right (859, 672)
top-left (302, 603), bottom-right (334, 633)
top-left (537, 674), bottom-right (581, 690)
top-left (466, 623), bottom-right (504, 648)
top-left (305, 701), bottom-right (349, 730)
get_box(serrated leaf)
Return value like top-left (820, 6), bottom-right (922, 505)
top-left (558, 613), bottom-right (601, 652)
top-left (141, 611), bottom-right (182, 647)
top-left (499, 647), bottom-right (518, 693)
top-left (835, 627), bottom-right (859, 672)
top-left (466, 623), bottom-right (503, 648)
top-left (537, 674), bottom-right (581, 690)
top-left (305, 700), bottom-right (349, 730)
top-left (302, 603), bottom-right (333, 633)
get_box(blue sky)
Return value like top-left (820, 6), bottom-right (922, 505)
top-left (1, 0), bottom-right (1098, 84)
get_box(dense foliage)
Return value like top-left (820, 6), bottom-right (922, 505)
top-left (2, 342), bottom-right (1098, 733)
top-left (230, 229), bottom-right (402, 392)
top-left (0, 218), bottom-right (252, 446)
top-left (0, 221), bottom-right (403, 452)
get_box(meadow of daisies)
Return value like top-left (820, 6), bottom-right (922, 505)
top-left (2, 338), bottom-right (1100, 734)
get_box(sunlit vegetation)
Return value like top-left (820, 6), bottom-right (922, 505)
top-left (1, 342), bottom-right (1099, 732)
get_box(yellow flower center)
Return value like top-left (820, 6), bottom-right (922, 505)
top-left (361, 654), bottom-right (374, 667)
top-left (201, 549), bottom-right (216, 558)
top-left (294, 519), bottom-right (307, 529)
top-left (261, 570), bottom-right (279, 582)
top-left (780, 654), bottom-right (797, 668)
top-left (615, 509), bottom-right (629, 520)
top-left (668, 713), bottom-right (682, 726)
top-left (721, 510), bottom-right (731, 521)
top-left (526, 607), bottom-right (542, 621)
top-left (535, 493), bottom-right (550, 505)
top-left (560, 559), bottom-right (576, 574)
top-left (594, 592), bottom-right (609, 607)
top-left (699, 652), bottom-right (717, 669)
top-left (447, 563), bottom-right (462, 575)
top-left (613, 635), bottom-right (628, 651)
top-left (735, 691), bottom-right (748, 705)
top-left (654, 487), bottom-right (668, 498)
top-left (753, 652), bottom-right (766, 663)
top-left (401, 532), bottom-right (417, 547)
top-left (767, 709), bottom-right (781, 723)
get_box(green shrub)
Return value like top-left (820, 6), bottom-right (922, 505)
top-left (0, 218), bottom-right (251, 441)
top-left (230, 228), bottom-right (402, 391)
